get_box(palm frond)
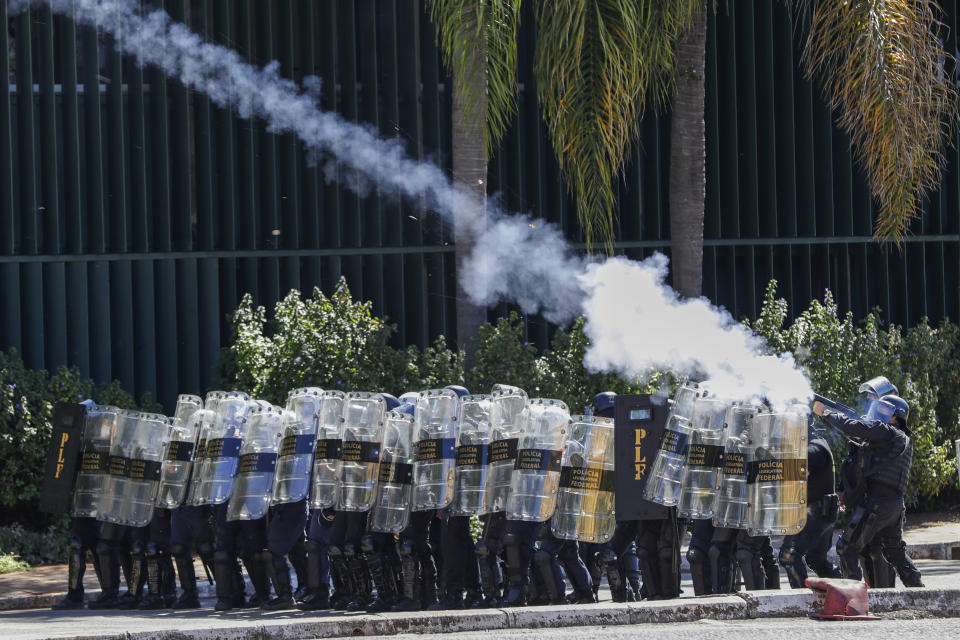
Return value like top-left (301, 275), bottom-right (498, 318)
top-left (534, 0), bottom-right (700, 251)
top-left (799, 0), bottom-right (958, 241)
top-left (427, 0), bottom-right (523, 160)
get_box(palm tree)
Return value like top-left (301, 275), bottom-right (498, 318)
top-left (798, 0), bottom-right (957, 240)
top-left (426, 1), bottom-right (523, 362)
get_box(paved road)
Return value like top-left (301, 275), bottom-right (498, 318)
top-left (373, 617), bottom-right (960, 640)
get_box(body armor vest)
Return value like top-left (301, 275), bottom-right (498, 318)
top-left (864, 427), bottom-right (912, 497)
top-left (806, 436), bottom-right (835, 503)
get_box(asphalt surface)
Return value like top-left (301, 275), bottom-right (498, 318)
top-left (371, 617), bottom-right (960, 640)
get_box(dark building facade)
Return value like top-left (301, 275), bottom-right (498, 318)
top-left (2, 1), bottom-right (959, 410)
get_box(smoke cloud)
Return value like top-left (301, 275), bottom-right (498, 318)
top-left (20, 0), bottom-right (813, 407)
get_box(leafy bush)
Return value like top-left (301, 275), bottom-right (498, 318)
top-left (750, 282), bottom-right (957, 506)
top-left (0, 553), bottom-right (32, 575)
top-left (0, 519), bottom-right (70, 565)
top-left (0, 349), bottom-right (138, 524)
top-left (217, 278), bottom-right (465, 403)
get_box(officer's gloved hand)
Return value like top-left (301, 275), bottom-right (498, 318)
top-left (805, 577), bottom-right (876, 620)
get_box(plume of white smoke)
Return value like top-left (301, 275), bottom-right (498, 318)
top-left (19, 0), bottom-right (814, 406)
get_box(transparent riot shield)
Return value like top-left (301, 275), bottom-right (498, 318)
top-left (155, 394), bottom-right (204, 508)
top-left (712, 403), bottom-right (758, 529)
top-left (506, 398), bottom-right (570, 522)
top-left (192, 391), bottom-right (252, 506)
top-left (450, 394), bottom-right (492, 517)
top-left (309, 390), bottom-right (345, 509)
top-left (747, 405), bottom-right (809, 536)
top-left (227, 404), bottom-right (285, 521)
top-left (184, 407), bottom-right (220, 506)
top-left (411, 388), bottom-right (458, 510)
top-left (483, 385), bottom-right (529, 514)
top-left (642, 381), bottom-right (700, 506)
top-left (368, 409), bottom-right (415, 534)
top-left (71, 405), bottom-right (120, 518)
top-left (273, 387), bottom-right (323, 504)
top-left (98, 411), bottom-right (170, 527)
top-left (550, 415), bottom-right (616, 543)
top-left (677, 396), bottom-right (728, 519)
top-left (337, 392), bottom-right (386, 512)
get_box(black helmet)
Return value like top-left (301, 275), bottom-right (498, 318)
top-left (591, 391), bottom-right (617, 419)
top-left (858, 376), bottom-right (898, 400)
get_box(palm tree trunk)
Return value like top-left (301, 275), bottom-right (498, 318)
top-left (669, 2), bottom-right (708, 298)
top-left (452, 55), bottom-right (488, 365)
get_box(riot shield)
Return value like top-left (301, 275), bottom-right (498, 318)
top-left (227, 404), bottom-right (285, 521)
top-left (483, 385), bottom-right (529, 514)
top-left (642, 382), bottom-right (700, 506)
top-left (97, 411), bottom-right (170, 527)
top-left (505, 398), bottom-right (570, 522)
top-left (450, 394), bottom-right (492, 517)
top-left (677, 395), bottom-right (728, 519)
top-left (747, 405), bottom-right (809, 536)
top-left (612, 394), bottom-right (670, 520)
top-left (155, 394), bottom-right (204, 508)
top-left (71, 405), bottom-right (120, 518)
top-left (411, 388), bottom-right (458, 510)
top-left (712, 403), bottom-right (758, 529)
top-left (550, 415), bottom-right (616, 543)
top-left (309, 390), bottom-right (345, 509)
top-left (40, 403), bottom-right (91, 514)
top-left (273, 387), bottom-right (322, 504)
top-left (192, 391), bottom-right (252, 506)
top-left (337, 392), bottom-right (386, 512)
top-left (368, 408), bottom-right (415, 534)
top-left (184, 407), bottom-right (220, 506)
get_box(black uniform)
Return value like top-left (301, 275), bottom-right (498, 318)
top-left (820, 410), bottom-right (923, 587)
top-left (779, 433), bottom-right (841, 588)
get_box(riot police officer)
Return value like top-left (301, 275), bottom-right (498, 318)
top-left (813, 394), bottom-right (924, 587)
top-left (778, 420), bottom-right (841, 588)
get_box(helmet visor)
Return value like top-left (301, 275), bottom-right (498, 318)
top-left (864, 399), bottom-right (896, 424)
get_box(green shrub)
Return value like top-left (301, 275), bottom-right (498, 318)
top-left (0, 553), bottom-right (32, 575)
top-left (0, 349), bottom-right (138, 523)
top-left (750, 281), bottom-right (956, 506)
top-left (0, 519), bottom-right (70, 565)
top-left (217, 277), bottom-right (465, 403)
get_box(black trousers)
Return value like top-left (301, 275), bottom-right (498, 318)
top-left (837, 498), bottom-right (923, 587)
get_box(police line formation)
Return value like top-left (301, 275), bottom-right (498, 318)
top-left (42, 376), bottom-right (924, 613)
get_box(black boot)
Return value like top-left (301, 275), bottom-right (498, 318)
top-left (345, 547), bottom-right (373, 611)
top-left (263, 551), bottom-right (296, 610)
top-left (329, 547), bottom-right (355, 610)
top-left (502, 534), bottom-right (528, 608)
top-left (137, 548), bottom-right (167, 610)
top-left (365, 550), bottom-right (398, 613)
top-left (115, 544), bottom-right (145, 610)
top-left (420, 553), bottom-right (439, 610)
top-left (289, 538), bottom-right (309, 601)
top-left (243, 551), bottom-right (272, 608)
top-left (172, 550), bottom-right (201, 609)
top-left (213, 550), bottom-right (238, 612)
top-left (390, 542), bottom-right (421, 612)
top-left (297, 540), bottom-right (331, 611)
top-left (52, 543), bottom-right (87, 610)
top-left (87, 542), bottom-right (120, 610)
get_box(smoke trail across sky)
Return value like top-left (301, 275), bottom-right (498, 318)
top-left (18, 0), bottom-right (813, 406)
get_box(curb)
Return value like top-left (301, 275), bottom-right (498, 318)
top-left (0, 583), bottom-right (218, 612)
top-left (6, 590), bottom-right (959, 640)
top-left (904, 541), bottom-right (960, 560)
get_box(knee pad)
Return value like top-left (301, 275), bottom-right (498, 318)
top-left (707, 544), bottom-right (723, 564)
top-left (68, 536), bottom-right (84, 552)
top-left (328, 545), bottom-right (344, 559)
top-left (735, 549), bottom-right (754, 565)
top-left (533, 549), bottom-right (551, 568)
top-left (360, 536), bottom-right (375, 555)
top-left (343, 543), bottom-right (356, 559)
top-left (686, 546), bottom-right (705, 566)
top-left (399, 540), bottom-right (415, 558)
top-left (599, 549), bottom-right (619, 570)
top-left (130, 539), bottom-right (145, 556)
top-left (778, 547), bottom-right (795, 567)
top-left (474, 540), bottom-right (490, 558)
top-left (145, 541), bottom-right (161, 558)
top-left (867, 544), bottom-right (886, 563)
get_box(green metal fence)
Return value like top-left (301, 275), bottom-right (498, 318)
top-left (2, 1), bottom-right (959, 411)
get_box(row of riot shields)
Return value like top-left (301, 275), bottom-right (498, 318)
top-left (51, 378), bottom-right (810, 542)
top-left (643, 382), bottom-right (810, 536)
